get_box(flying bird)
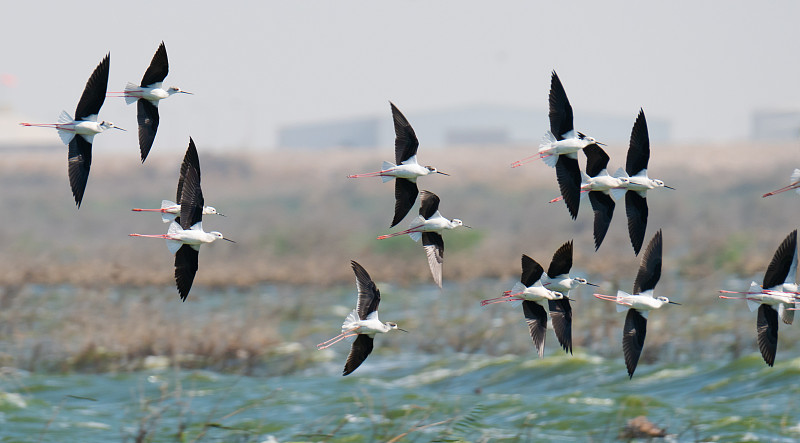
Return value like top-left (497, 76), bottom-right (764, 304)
top-left (377, 190), bottom-right (469, 287)
top-left (719, 230), bottom-right (799, 366)
top-left (111, 42), bottom-right (192, 162)
top-left (20, 54), bottom-right (125, 207)
top-left (316, 260), bottom-right (407, 375)
top-left (762, 169), bottom-right (800, 197)
top-left (129, 138), bottom-right (234, 300)
top-left (348, 102), bottom-right (448, 227)
top-left (618, 109), bottom-right (673, 255)
top-left (593, 230), bottom-right (680, 378)
top-left (480, 254), bottom-right (567, 357)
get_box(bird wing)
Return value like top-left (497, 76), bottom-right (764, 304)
top-left (623, 308), bottom-right (647, 378)
top-left (351, 260), bottom-right (380, 320)
top-left (548, 71), bottom-right (574, 140)
top-left (391, 178), bottom-right (418, 227)
top-left (625, 190), bottom-right (649, 256)
top-left (520, 254), bottom-right (545, 287)
top-left (177, 137), bottom-right (202, 203)
top-left (174, 244), bottom-right (199, 302)
top-left (390, 102), bottom-right (420, 164)
top-left (547, 240), bottom-right (573, 278)
top-left (343, 334), bottom-right (374, 376)
top-left (763, 229), bottom-right (798, 289)
top-left (67, 135), bottom-right (92, 207)
top-left (756, 304), bottom-right (779, 367)
top-left (548, 299), bottom-right (573, 354)
top-left (583, 143), bottom-right (610, 178)
top-left (141, 42), bottom-right (169, 87)
top-left (633, 229), bottom-right (663, 294)
top-left (589, 191), bottom-right (615, 251)
top-left (422, 232), bottom-right (444, 288)
top-left (625, 109), bottom-right (650, 176)
top-left (418, 190), bottom-right (440, 219)
top-left (137, 99), bottom-right (160, 163)
top-left (522, 300), bottom-right (548, 358)
top-left (178, 139), bottom-right (204, 229)
top-left (555, 155), bottom-right (581, 220)
top-left (74, 54), bottom-right (110, 121)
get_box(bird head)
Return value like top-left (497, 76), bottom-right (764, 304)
top-left (552, 291), bottom-right (566, 300)
top-left (167, 87), bottom-right (193, 96)
top-left (574, 277), bottom-right (599, 287)
top-left (653, 179), bottom-right (675, 190)
top-left (425, 166), bottom-right (450, 176)
top-left (100, 121), bottom-right (125, 131)
top-left (210, 231), bottom-right (236, 243)
top-left (618, 177), bottom-right (631, 185)
top-left (204, 206), bottom-right (225, 216)
top-left (386, 322), bottom-right (408, 332)
top-left (657, 296), bottom-right (680, 305)
top-left (450, 218), bottom-right (471, 229)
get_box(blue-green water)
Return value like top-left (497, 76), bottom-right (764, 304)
top-left (2, 353), bottom-right (800, 441)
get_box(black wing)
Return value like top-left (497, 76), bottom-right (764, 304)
top-left (555, 155), bottom-right (581, 220)
top-left (583, 143), bottom-right (610, 178)
top-left (547, 240), bottom-right (573, 278)
top-left (178, 139), bottom-right (204, 229)
top-left (589, 191), bottom-right (615, 251)
top-left (625, 109), bottom-right (650, 176)
top-left (520, 254), bottom-right (545, 287)
top-left (137, 99), bottom-right (160, 163)
top-left (67, 135), bottom-right (92, 207)
top-left (174, 244), bottom-right (199, 302)
top-left (548, 299), bottom-right (572, 354)
top-left (343, 334), bottom-right (374, 376)
top-left (756, 304), bottom-right (779, 367)
top-left (633, 230), bottom-right (663, 294)
top-left (177, 138), bottom-right (201, 203)
top-left (548, 71), bottom-right (574, 140)
top-left (75, 54), bottom-right (110, 120)
top-left (625, 191), bottom-right (648, 256)
top-left (422, 232), bottom-right (444, 288)
top-left (418, 190), bottom-right (440, 219)
top-left (351, 260), bottom-right (380, 320)
top-left (141, 42), bottom-right (169, 87)
top-left (390, 102), bottom-right (419, 164)
top-left (522, 301), bottom-right (548, 358)
top-left (391, 178), bottom-right (418, 227)
top-left (623, 309), bottom-right (647, 378)
top-left (763, 230), bottom-right (798, 290)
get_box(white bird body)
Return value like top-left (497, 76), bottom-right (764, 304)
top-left (542, 274), bottom-right (589, 294)
top-left (620, 170), bottom-right (668, 193)
top-left (404, 211), bottom-right (464, 242)
top-left (613, 290), bottom-right (674, 315)
top-left (581, 168), bottom-right (629, 195)
top-left (376, 156), bottom-right (439, 182)
top-left (123, 82), bottom-right (188, 105)
top-left (163, 221), bottom-right (226, 251)
top-left (341, 310), bottom-right (396, 337)
top-left (132, 200), bottom-right (223, 223)
top-left (744, 282), bottom-right (796, 311)
top-left (537, 131), bottom-right (597, 167)
top-left (510, 281), bottom-right (564, 305)
top-left (52, 111), bottom-right (123, 144)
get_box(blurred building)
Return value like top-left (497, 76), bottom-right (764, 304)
top-left (751, 110), bottom-right (800, 141)
top-left (278, 104), bottom-right (671, 149)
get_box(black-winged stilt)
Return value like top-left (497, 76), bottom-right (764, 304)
top-left (347, 102), bottom-right (449, 227)
top-left (316, 260), bottom-right (407, 376)
top-left (376, 190), bottom-right (469, 287)
top-left (593, 230), bottom-right (679, 378)
top-left (719, 230), bottom-right (798, 366)
top-left (20, 54), bottom-right (125, 207)
top-left (129, 138), bottom-right (234, 301)
top-left (762, 169), bottom-right (800, 197)
top-left (480, 254), bottom-right (567, 357)
top-left (110, 42), bottom-right (192, 163)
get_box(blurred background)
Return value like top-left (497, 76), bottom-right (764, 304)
top-left (1, 1), bottom-right (799, 441)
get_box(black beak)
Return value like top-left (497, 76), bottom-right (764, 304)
top-left (665, 185), bottom-right (676, 190)
top-left (223, 238), bottom-right (236, 243)
top-left (398, 328), bottom-right (409, 333)
top-left (669, 301), bottom-right (681, 305)
top-left (586, 282), bottom-right (599, 287)
top-left (437, 171), bottom-right (450, 176)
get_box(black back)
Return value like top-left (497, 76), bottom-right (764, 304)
top-left (522, 301), bottom-right (548, 358)
top-left (343, 334), bottom-right (374, 376)
top-left (141, 41), bottom-right (169, 87)
top-left (520, 254), bottom-right (545, 287)
top-left (548, 299), bottom-right (573, 355)
top-left (351, 260), bottom-right (380, 320)
top-left (390, 102), bottom-right (419, 164)
top-left (756, 304), bottom-right (778, 367)
top-left (623, 308), bottom-right (647, 378)
top-left (418, 190), bottom-right (440, 219)
top-left (548, 71), bottom-right (574, 140)
top-left (555, 155), bottom-right (581, 220)
top-left (584, 143), bottom-right (610, 178)
top-left (391, 178), bottom-right (418, 227)
top-left (625, 109), bottom-right (650, 176)
top-left (67, 135), bottom-right (92, 207)
top-left (137, 99), bottom-right (160, 163)
top-left (75, 54), bottom-right (110, 120)
top-left (763, 230), bottom-right (798, 290)
top-left (178, 139), bottom-right (204, 229)
top-left (589, 191), bottom-right (615, 251)
top-left (625, 191), bottom-right (649, 256)
top-left (547, 240), bottom-right (573, 278)
top-left (633, 230), bottom-right (663, 294)
top-left (174, 244), bottom-right (199, 301)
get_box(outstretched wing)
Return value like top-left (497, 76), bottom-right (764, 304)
top-left (520, 254), bottom-right (544, 287)
top-left (174, 244), bottom-right (199, 302)
top-left (422, 233), bottom-right (444, 288)
top-left (763, 230), bottom-right (797, 290)
top-left (137, 99), bottom-right (160, 162)
top-left (633, 229), bottom-right (662, 294)
top-left (625, 109), bottom-right (649, 176)
top-left (548, 71), bottom-right (574, 140)
top-left (623, 309), bottom-right (647, 378)
top-left (75, 54), bottom-right (110, 121)
top-left (757, 304), bottom-right (778, 367)
top-left (522, 301), bottom-right (548, 358)
top-left (352, 260), bottom-right (380, 320)
top-left (548, 299), bottom-right (572, 354)
top-left (625, 191), bottom-right (648, 256)
top-left (589, 192), bottom-right (615, 251)
top-left (68, 136), bottom-right (92, 207)
top-left (390, 102), bottom-right (420, 164)
top-left (547, 240), bottom-right (573, 278)
top-left (141, 41), bottom-right (169, 87)
top-left (555, 155), bottom-right (581, 220)
top-left (391, 178), bottom-right (418, 227)
top-left (343, 334), bottom-right (374, 376)
top-left (418, 190), bottom-right (440, 219)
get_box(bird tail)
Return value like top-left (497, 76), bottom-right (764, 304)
top-left (56, 111), bottom-right (75, 144)
top-left (508, 282), bottom-right (527, 307)
top-left (610, 168), bottom-right (629, 200)
top-left (123, 82), bottom-right (140, 105)
top-left (408, 216), bottom-right (425, 242)
top-left (165, 222), bottom-right (183, 254)
top-left (746, 282), bottom-right (762, 312)
top-left (380, 161), bottom-right (396, 182)
top-left (792, 169), bottom-right (800, 194)
top-left (341, 309), bottom-right (360, 342)
top-left (161, 200), bottom-right (178, 223)
top-left (615, 290), bottom-right (631, 313)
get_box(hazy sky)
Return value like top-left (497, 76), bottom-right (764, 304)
top-left (2, 1), bottom-right (800, 152)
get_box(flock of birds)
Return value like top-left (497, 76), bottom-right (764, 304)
top-left (19, 49), bottom-right (800, 377)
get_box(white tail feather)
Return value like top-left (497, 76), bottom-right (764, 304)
top-left (56, 111), bottom-right (75, 144)
top-left (162, 212), bottom-right (177, 224)
top-left (779, 303), bottom-right (795, 325)
top-left (166, 223), bottom-right (182, 254)
top-left (615, 290), bottom-right (630, 313)
top-left (124, 82), bottom-right (140, 105)
top-left (610, 187), bottom-right (626, 201)
top-left (161, 200), bottom-right (178, 223)
top-left (342, 309), bottom-right (361, 341)
top-left (746, 282), bottom-right (762, 312)
top-left (408, 215), bottom-right (424, 242)
top-left (58, 110), bottom-right (73, 124)
top-left (381, 161), bottom-right (396, 183)
top-left (791, 168), bottom-right (800, 183)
